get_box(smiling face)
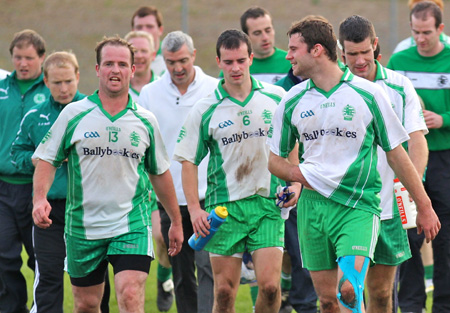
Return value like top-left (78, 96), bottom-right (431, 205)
top-left (245, 14), bottom-right (275, 59)
top-left (44, 64), bottom-right (79, 105)
top-left (216, 42), bottom-right (253, 87)
top-left (342, 37), bottom-right (378, 81)
top-left (96, 44), bottom-right (135, 98)
top-left (12, 44), bottom-right (45, 80)
top-left (411, 14), bottom-right (444, 56)
top-left (128, 36), bottom-right (155, 76)
top-left (286, 33), bottom-right (314, 78)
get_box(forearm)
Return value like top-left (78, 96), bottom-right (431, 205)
top-left (181, 161), bottom-right (202, 213)
top-left (150, 170), bottom-right (182, 226)
top-left (33, 160), bottom-right (57, 203)
top-left (386, 145), bottom-right (431, 209)
top-left (407, 131), bottom-right (428, 178)
top-left (268, 151), bottom-right (310, 187)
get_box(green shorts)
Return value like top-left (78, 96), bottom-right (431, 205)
top-left (373, 216), bottom-right (411, 265)
top-left (298, 189), bottom-right (380, 271)
top-left (205, 195), bottom-right (285, 255)
top-left (65, 226), bottom-right (154, 278)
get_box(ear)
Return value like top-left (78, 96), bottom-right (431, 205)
top-left (216, 55), bottom-right (221, 67)
top-left (437, 23), bottom-right (444, 34)
top-left (312, 43), bottom-right (324, 57)
top-left (373, 37), bottom-right (379, 51)
top-left (249, 52), bottom-right (254, 66)
top-left (95, 64), bottom-right (100, 78)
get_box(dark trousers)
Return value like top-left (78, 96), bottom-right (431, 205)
top-left (285, 207), bottom-right (318, 313)
top-left (398, 229), bottom-right (426, 313)
top-left (159, 203), bottom-right (214, 313)
top-left (0, 181), bottom-right (34, 313)
top-left (424, 150), bottom-right (450, 312)
top-left (31, 199), bottom-right (110, 313)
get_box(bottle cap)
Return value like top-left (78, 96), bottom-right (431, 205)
top-left (394, 178), bottom-right (400, 183)
top-left (215, 206), bottom-right (228, 218)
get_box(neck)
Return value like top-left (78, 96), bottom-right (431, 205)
top-left (98, 89), bottom-right (129, 116)
top-left (223, 78), bottom-right (252, 102)
top-left (131, 70), bottom-right (152, 93)
top-left (311, 61), bottom-right (343, 92)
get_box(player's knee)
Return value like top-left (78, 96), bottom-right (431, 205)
top-left (215, 285), bottom-right (234, 310)
top-left (74, 297), bottom-right (100, 313)
top-left (338, 279), bottom-right (356, 307)
top-left (318, 295), bottom-right (340, 313)
top-left (369, 288), bottom-right (391, 310)
top-left (259, 281), bottom-right (279, 305)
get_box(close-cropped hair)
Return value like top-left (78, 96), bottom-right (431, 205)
top-left (288, 17), bottom-right (337, 62)
top-left (410, 1), bottom-right (443, 28)
top-left (125, 31), bottom-right (155, 52)
top-left (9, 29), bottom-right (46, 57)
top-left (240, 6), bottom-right (271, 34)
top-left (216, 29), bottom-right (252, 59)
top-left (339, 15), bottom-right (377, 51)
top-left (95, 35), bottom-right (135, 66)
top-left (408, 0), bottom-right (443, 10)
top-left (161, 31), bottom-right (195, 54)
top-left (131, 6), bottom-right (163, 28)
top-left (43, 51), bottom-right (79, 78)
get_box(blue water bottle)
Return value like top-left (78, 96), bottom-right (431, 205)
top-left (188, 206), bottom-right (228, 251)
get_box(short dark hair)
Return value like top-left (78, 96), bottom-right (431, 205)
top-left (410, 1), bottom-right (442, 28)
top-left (95, 36), bottom-right (135, 66)
top-left (287, 17), bottom-right (337, 62)
top-left (339, 15), bottom-right (376, 52)
top-left (9, 29), bottom-right (46, 57)
top-left (240, 6), bottom-right (270, 34)
top-left (131, 6), bottom-right (163, 28)
top-left (216, 29), bottom-right (252, 59)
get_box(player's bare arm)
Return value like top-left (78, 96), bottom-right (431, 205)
top-left (32, 159), bottom-right (57, 229)
top-left (386, 145), bottom-right (441, 242)
top-left (181, 160), bottom-right (211, 237)
top-left (150, 170), bottom-right (183, 256)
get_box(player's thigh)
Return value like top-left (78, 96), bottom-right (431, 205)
top-left (252, 246), bottom-right (283, 286)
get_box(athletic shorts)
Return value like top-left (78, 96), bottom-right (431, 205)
top-left (65, 225), bottom-right (154, 278)
top-left (298, 189), bottom-right (380, 271)
top-left (373, 216), bottom-right (411, 265)
top-left (205, 195), bottom-right (285, 255)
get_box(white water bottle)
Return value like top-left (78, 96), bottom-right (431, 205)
top-left (394, 178), bottom-right (417, 229)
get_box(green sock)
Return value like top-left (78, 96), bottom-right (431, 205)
top-left (157, 263), bottom-right (172, 282)
top-left (280, 271), bottom-right (292, 290)
top-left (250, 285), bottom-right (258, 306)
top-left (424, 265), bottom-right (434, 280)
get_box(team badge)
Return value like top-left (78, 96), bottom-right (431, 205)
top-left (130, 131), bottom-right (141, 147)
top-left (261, 109), bottom-right (273, 124)
top-left (342, 105), bottom-right (355, 121)
top-left (34, 93), bottom-right (46, 105)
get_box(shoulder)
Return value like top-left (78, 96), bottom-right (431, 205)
top-left (259, 81), bottom-right (286, 97)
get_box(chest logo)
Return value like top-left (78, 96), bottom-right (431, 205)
top-left (261, 109), bottom-right (273, 124)
top-left (343, 105), bottom-right (355, 121)
top-left (300, 110), bottom-right (315, 119)
top-left (33, 93), bottom-right (46, 105)
top-left (39, 113), bottom-right (50, 121)
top-left (84, 131), bottom-right (100, 138)
top-left (130, 131), bottom-right (141, 147)
top-left (219, 120), bottom-right (234, 128)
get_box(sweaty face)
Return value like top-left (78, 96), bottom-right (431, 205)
top-left (286, 33), bottom-right (313, 78)
top-left (12, 44), bottom-right (45, 80)
top-left (96, 45), bottom-right (135, 98)
top-left (216, 43), bottom-right (253, 87)
top-left (128, 37), bottom-right (154, 76)
top-left (133, 15), bottom-right (163, 44)
top-left (342, 37), bottom-right (377, 81)
top-left (411, 14), bottom-right (444, 57)
top-left (163, 44), bottom-right (196, 88)
top-left (246, 14), bottom-right (275, 59)
top-left (44, 65), bottom-right (79, 105)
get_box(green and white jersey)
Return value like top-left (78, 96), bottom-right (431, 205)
top-left (129, 70), bottom-right (159, 102)
top-left (173, 77), bottom-right (286, 207)
top-left (249, 48), bottom-right (291, 84)
top-left (387, 45), bottom-right (450, 151)
top-left (268, 67), bottom-right (409, 215)
top-left (33, 91), bottom-right (170, 240)
top-left (373, 61), bottom-right (427, 220)
top-left (151, 46), bottom-right (166, 77)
